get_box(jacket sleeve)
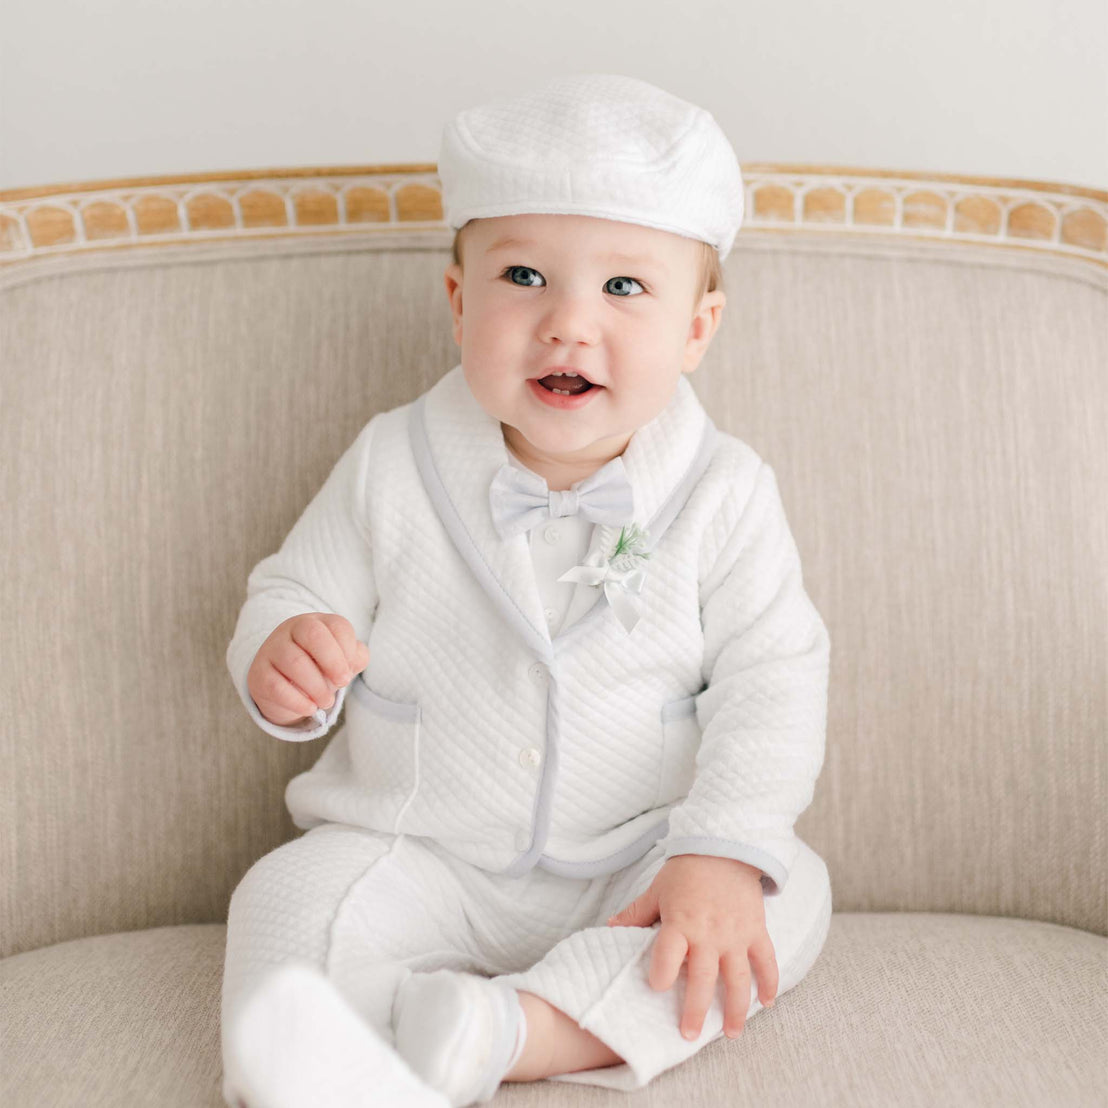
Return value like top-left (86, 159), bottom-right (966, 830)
top-left (226, 418), bottom-right (380, 742)
top-left (656, 461), bottom-right (831, 896)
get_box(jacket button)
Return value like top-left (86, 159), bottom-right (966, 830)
top-left (543, 524), bottom-right (560, 544)
top-left (514, 829), bottom-right (531, 851)
top-left (528, 662), bottom-right (548, 685)
top-left (519, 746), bottom-right (541, 769)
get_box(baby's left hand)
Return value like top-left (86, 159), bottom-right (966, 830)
top-left (607, 854), bottom-right (778, 1041)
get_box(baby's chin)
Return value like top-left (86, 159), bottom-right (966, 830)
top-left (506, 417), bottom-right (635, 466)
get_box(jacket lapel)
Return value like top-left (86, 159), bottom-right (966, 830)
top-left (408, 362), bottom-right (716, 661)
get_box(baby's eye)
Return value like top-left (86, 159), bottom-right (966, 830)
top-left (504, 265), bottom-right (545, 287)
top-left (604, 276), bottom-right (644, 297)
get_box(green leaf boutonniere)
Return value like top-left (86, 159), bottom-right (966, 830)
top-left (607, 522), bottom-right (652, 570)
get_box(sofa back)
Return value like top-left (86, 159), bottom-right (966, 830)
top-left (2, 167), bottom-right (1105, 958)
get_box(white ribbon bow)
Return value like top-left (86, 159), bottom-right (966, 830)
top-left (489, 455), bottom-right (635, 541)
top-left (557, 523), bottom-right (652, 634)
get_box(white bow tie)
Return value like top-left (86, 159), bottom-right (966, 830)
top-left (488, 456), bottom-right (636, 541)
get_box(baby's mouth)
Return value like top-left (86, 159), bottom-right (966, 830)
top-left (535, 373), bottom-right (596, 396)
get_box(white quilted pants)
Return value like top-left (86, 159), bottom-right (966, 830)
top-left (221, 823), bottom-right (832, 1094)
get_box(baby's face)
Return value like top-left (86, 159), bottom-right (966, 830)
top-left (443, 213), bottom-right (725, 484)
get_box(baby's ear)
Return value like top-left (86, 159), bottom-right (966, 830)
top-left (443, 268), bottom-right (465, 342)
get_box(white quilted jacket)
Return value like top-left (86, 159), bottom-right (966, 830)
top-left (226, 363), bottom-right (830, 895)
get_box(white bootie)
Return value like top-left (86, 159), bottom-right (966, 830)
top-left (223, 961), bottom-right (451, 1108)
top-left (392, 970), bottom-right (527, 1107)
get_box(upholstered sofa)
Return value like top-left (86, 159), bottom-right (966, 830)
top-left (1, 163), bottom-right (1105, 1107)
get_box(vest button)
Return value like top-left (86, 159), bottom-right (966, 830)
top-left (519, 746), bottom-right (541, 769)
top-left (527, 662), bottom-right (548, 685)
top-left (543, 524), bottom-right (560, 544)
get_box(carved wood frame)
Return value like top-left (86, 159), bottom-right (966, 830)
top-left (1, 163), bottom-right (1104, 271)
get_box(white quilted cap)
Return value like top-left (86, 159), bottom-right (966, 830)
top-left (438, 73), bottom-right (744, 262)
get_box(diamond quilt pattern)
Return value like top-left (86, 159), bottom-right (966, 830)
top-left (462, 74), bottom-right (694, 166)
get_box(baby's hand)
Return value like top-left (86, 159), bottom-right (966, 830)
top-left (247, 613), bottom-right (369, 727)
top-left (607, 855), bottom-right (777, 1041)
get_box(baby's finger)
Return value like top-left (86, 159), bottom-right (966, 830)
top-left (680, 945), bottom-right (719, 1041)
top-left (291, 616), bottom-right (353, 690)
top-left (273, 641), bottom-right (339, 712)
top-left (749, 932), bottom-right (779, 1008)
top-left (256, 663), bottom-right (321, 720)
top-left (647, 924), bottom-right (688, 993)
top-left (719, 948), bottom-right (752, 1038)
top-left (317, 614), bottom-right (367, 677)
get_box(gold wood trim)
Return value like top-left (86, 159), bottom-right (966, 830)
top-left (1, 163), bottom-right (1104, 270)
top-left (739, 163), bottom-right (1106, 201)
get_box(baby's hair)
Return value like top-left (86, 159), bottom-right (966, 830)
top-left (451, 223), bottom-right (724, 311)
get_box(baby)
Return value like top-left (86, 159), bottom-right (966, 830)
top-left (220, 73), bottom-right (833, 1108)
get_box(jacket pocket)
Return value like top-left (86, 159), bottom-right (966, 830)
top-left (345, 675), bottom-right (421, 833)
top-left (656, 693), bottom-right (702, 807)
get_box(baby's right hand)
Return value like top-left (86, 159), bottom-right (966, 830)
top-left (247, 613), bottom-right (370, 728)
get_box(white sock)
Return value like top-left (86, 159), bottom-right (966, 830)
top-left (223, 961), bottom-right (451, 1108)
top-left (392, 970), bottom-right (527, 1107)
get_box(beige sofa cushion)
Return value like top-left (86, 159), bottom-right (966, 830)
top-left (2, 913), bottom-right (1104, 1107)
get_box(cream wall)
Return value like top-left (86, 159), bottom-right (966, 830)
top-left (1, 0), bottom-right (1105, 192)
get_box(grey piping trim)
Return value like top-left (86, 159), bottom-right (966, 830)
top-left (350, 673), bottom-right (421, 723)
top-left (535, 815), bottom-right (673, 879)
top-left (660, 837), bottom-right (789, 896)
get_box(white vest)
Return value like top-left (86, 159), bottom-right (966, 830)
top-left (226, 363), bottom-right (830, 895)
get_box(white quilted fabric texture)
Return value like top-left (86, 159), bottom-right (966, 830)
top-left (437, 73), bottom-right (745, 261)
top-left (466, 75), bottom-right (689, 162)
top-left (226, 363), bottom-right (830, 896)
